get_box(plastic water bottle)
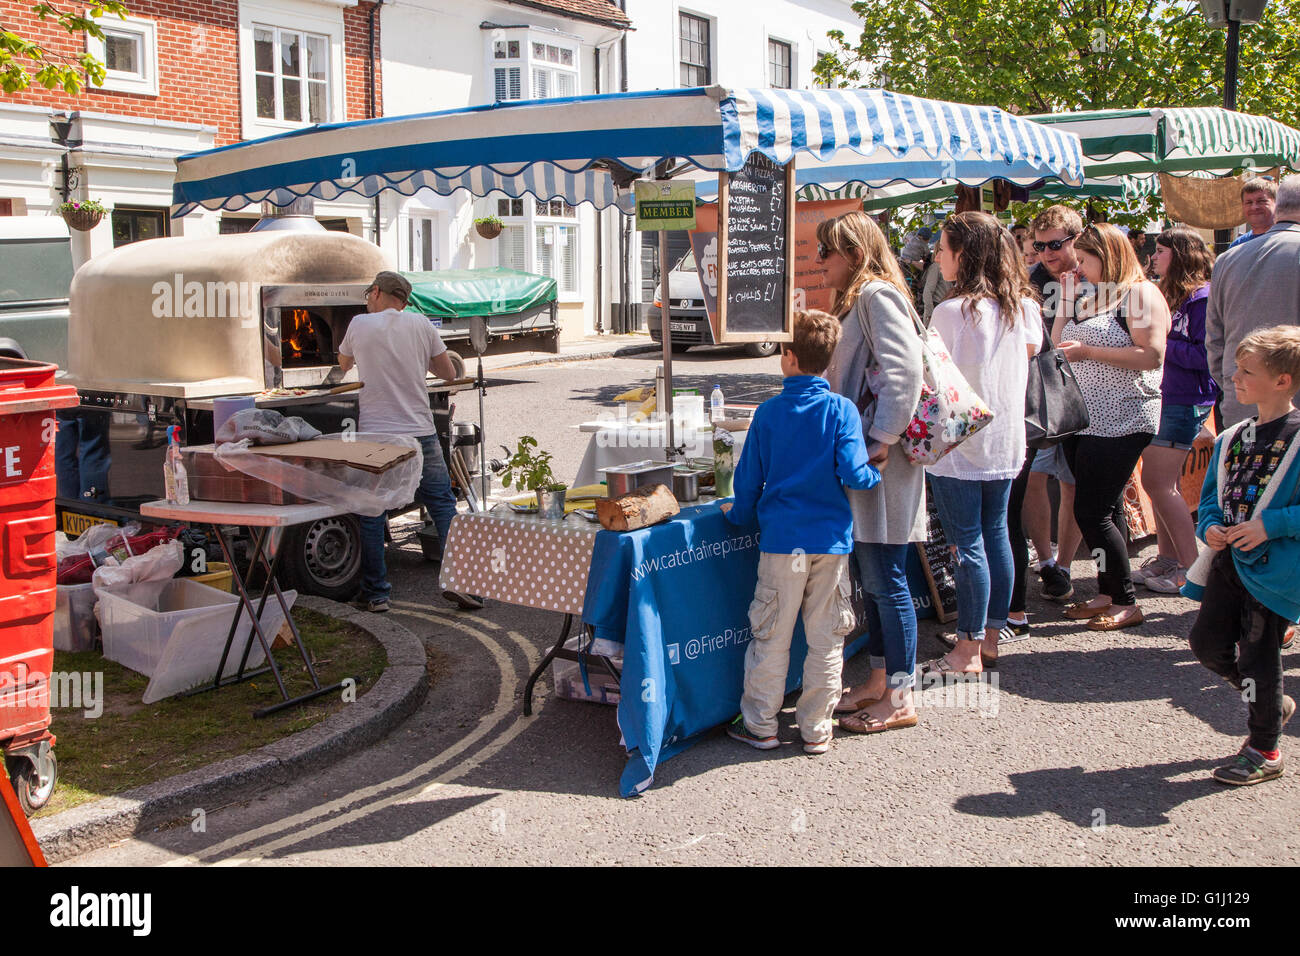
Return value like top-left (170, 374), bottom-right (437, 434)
top-left (164, 425), bottom-right (190, 505)
top-left (710, 384), bottom-right (725, 423)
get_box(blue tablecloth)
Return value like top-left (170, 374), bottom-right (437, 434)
top-left (581, 501), bottom-right (933, 796)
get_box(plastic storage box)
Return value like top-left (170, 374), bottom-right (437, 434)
top-left (97, 578), bottom-right (297, 703)
top-left (53, 582), bottom-right (97, 652)
top-left (552, 633), bottom-right (623, 706)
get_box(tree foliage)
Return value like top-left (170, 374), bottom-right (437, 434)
top-left (1, 1), bottom-right (131, 95)
top-left (816, 1), bottom-right (1300, 225)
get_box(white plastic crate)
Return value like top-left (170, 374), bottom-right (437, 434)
top-left (97, 578), bottom-right (297, 703)
top-left (552, 634), bottom-right (623, 706)
top-left (54, 582), bottom-right (97, 652)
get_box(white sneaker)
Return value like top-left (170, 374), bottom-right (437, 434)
top-left (1133, 555), bottom-right (1177, 586)
top-left (1145, 567), bottom-right (1188, 594)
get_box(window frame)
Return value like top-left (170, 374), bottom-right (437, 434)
top-left (486, 28), bottom-right (580, 104)
top-left (678, 11), bottom-right (711, 88)
top-left (252, 23), bottom-right (331, 126)
top-left (238, 0), bottom-right (346, 140)
top-left (489, 194), bottom-right (581, 299)
top-left (767, 37), bottom-right (792, 89)
top-left (85, 12), bottom-right (158, 96)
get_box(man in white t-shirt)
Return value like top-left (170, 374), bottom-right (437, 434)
top-left (338, 270), bottom-right (481, 612)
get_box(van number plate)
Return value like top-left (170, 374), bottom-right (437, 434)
top-left (669, 322), bottom-right (694, 332)
top-left (61, 512), bottom-right (118, 537)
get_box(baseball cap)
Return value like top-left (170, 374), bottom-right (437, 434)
top-left (371, 270), bottom-right (412, 301)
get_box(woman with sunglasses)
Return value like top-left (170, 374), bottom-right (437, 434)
top-left (921, 212), bottom-right (1043, 676)
top-left (1133, 228), bottom-right (1217, 593)
top-left (817, 211), bottom-right (927, 734)
top-left (1055, 223), bottom-right (1168, 630)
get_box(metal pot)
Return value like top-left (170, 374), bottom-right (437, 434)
top-left (672, 468), bottom-right (704, 502)
top-left (535, 487), bottom-right (567, 519)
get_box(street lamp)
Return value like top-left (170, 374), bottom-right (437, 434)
top-left (1197, 0), bottom-right (1270, 251)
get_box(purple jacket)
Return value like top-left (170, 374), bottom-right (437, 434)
top-left (1163, 285), bottom-right (1219, 406)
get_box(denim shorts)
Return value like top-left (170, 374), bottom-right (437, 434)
top-left (1030, 444), bottom-right (1075, 484)
top-left (1150, 403), bottom-right (1212, 450)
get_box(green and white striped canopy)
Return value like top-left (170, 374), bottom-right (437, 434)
top-left (819, 106), bottom-right (1299, 211)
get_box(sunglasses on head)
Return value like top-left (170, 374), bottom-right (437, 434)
top-left (817, 242), bottom-right (832, 261)
top-left (1032, 233), bottom-right (1079, 253)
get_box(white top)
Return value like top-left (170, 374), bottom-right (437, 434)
top-left (1063, 293), bottom-right (1162, 438)
top-left (139, 499), bottom-right (344, 527)
top-left (338, 308), bottom-right (447, 435)
top-left (926, 296), bottom-right (1043, 481)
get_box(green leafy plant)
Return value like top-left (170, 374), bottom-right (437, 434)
top-left (57, 198), bottom-right (106, 214)
top-left (500, 436), bottom-right (566, 492)
top-left (2, 1), bottom-right (132, 95)
top-left (473, 215), bottom-right (503, 227)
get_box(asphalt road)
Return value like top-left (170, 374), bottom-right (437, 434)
top-left (68, 347), bottom-right (1300, 866)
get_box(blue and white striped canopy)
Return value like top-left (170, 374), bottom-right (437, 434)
top-left (171, 86), bottom-right (1084, 216)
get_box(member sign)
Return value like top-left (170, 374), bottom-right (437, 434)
top-left (634, 179), bottom-right (697, 232)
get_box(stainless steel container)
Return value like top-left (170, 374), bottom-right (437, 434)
top-left (672, 468), bottom-right (705, 502)
top-left (600, 460), bottom-right (674, 497)
top-left (536, 487), bottom-right (567, 519)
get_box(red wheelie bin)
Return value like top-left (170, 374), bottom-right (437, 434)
top-left (0, 357), bottom-right (78, 814)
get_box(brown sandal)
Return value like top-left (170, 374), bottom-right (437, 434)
top-left (1087, 607), bottom-right (1144, 631)
top-left (834, 688), bottom-right (882, 715)
top-left (839, 710), bottom-right (920, 735)
top-left (1065, 599), bottom-right (1112, 620)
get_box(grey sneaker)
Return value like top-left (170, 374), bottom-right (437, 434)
top-left (1145, 566), bottom-right (1188, 594)
top-left (1133, 554), bottom-right (1177, 586)
top-left (353, 597), bottom-right (390, 613)
top-left (1212, 745), bottom-right (1283, 786)
top-left (443, 589), bottom-right (484, 610)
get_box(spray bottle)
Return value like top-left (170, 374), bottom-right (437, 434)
top-left (164, 425), bottom-right (190, 505)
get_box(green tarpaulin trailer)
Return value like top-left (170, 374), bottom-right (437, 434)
top-left (401, 267), bottom-right (560, 356)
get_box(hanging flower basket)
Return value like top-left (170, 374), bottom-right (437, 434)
top-left (474, 217), bottom-right (503, 239)
top-left (59, 200), bottom-right (106, 232)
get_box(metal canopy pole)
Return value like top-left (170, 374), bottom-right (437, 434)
top-left (655, 158), bottom-right (676, 453)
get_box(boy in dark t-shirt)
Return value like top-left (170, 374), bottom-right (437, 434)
top-left (1184, 326), bottom-right (1300, 785)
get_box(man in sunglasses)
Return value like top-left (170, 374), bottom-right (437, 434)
top-left (1020, 206), bottom-right (1087, 605)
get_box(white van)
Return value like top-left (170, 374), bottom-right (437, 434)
top-left (649, 248), bottom-right (778, 358)
top-left (0, 217), bottom-right (74, 366)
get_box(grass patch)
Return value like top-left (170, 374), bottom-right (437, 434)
top-left (36, 607), bottom-right (386, 819)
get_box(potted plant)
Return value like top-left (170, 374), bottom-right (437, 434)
top-left (474, 214), bottom-right (503, 239)
top-left (58, 198), bottom-right (107, 232)
top-left (500, 435), bottom-right (568, 518)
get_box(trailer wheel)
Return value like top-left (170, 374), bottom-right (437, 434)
top-left (280, 514), bottom-right (364, 601)
top-left (8, 752), bottom-right (56, 816)
top-left (744, 341), bottom-right (778, 358)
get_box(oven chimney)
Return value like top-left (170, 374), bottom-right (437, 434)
top-left (252, 197), bottom-right (326, 232)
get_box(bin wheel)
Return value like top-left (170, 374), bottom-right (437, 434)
top-left (9, 752), bottom-right (56, 816)
top-left (280, 514), bottom-right (364, 601)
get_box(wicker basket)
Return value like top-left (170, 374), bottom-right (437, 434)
top-left (475, 220), bottom-right (503, 239)
top-left (61, 206), bottom-right (105, 231)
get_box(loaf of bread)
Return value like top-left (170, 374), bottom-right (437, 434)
top-left (595, 483), bottom-right (680, 531)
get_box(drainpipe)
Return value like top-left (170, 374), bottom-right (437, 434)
top-left (368, 0), bottom-right (385, 245)
top-left (594, 45), bottom-right (603, 334)
top-left (618, 0), bottom-right (631, 333)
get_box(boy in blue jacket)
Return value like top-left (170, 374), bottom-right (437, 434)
top-left (723, 310), bottom-right (880, 755)
top-left (1184, 326), bottom-right (1300, 785)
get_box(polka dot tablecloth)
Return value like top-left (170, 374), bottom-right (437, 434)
top-left (438, 509), bottom-right (600, 616)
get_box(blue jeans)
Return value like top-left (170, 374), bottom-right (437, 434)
top-left (55, 409), bottom-right (111, 502)
top-left (359, 433), bottom-right (458, 601)
top-left (928, 475), bottom-right (1013, 641)
top-left (852, 542), bottom-right (917, 690)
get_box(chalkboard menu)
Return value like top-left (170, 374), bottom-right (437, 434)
top-left (715, 154), bottom-right (795, 343)
top-left (915, 478), bottom-right (959, 624)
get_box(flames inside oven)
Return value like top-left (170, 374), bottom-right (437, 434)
top-left (281, 305), bottom-right (365, 368)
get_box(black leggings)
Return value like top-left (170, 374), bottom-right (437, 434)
top-left (1061, 432), bottom-right (1153, 606)
top-left (1007, 451), bottom-right (1033, 616)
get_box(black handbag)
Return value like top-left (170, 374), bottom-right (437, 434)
top-left (1025, 345), bottom-right (1090, 449)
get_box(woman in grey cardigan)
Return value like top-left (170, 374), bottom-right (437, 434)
top-left (817, 211), bottom-right (928, 734)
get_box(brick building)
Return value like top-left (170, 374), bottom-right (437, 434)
top-left (0, 0), bottom-right (385, 264)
